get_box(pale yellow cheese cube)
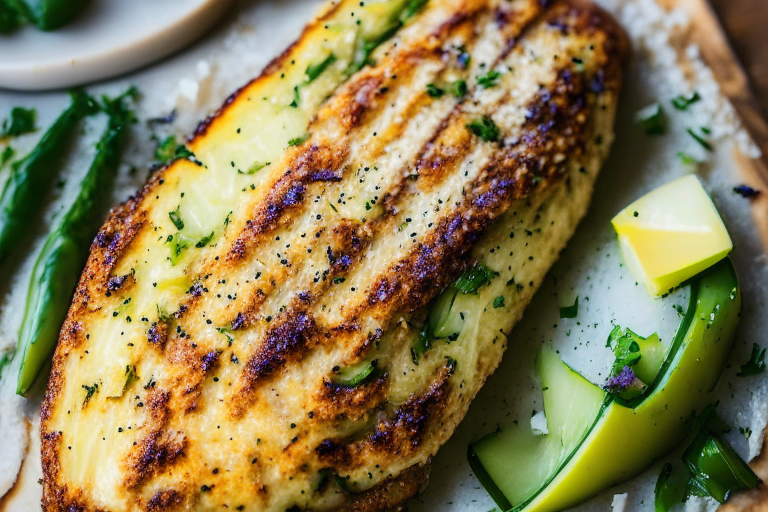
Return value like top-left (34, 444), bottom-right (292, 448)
top-left (612, 175), bottom-right (732, 296)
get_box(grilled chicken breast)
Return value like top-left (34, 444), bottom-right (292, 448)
top-left (41, 0), bottom-right (628, 510)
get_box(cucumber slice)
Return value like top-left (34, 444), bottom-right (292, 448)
top-left (469, 258), bottom-right (741, 512)
top-left (469, 349), bottom-right (605, 509)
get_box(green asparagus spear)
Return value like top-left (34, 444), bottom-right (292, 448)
top-left (16, 90), bottom-right (135, 396)
top-left (0, 91), bottom-right (97, 265)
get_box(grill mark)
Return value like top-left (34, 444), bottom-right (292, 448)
top-left (316, 367), bottom-right (451, 469)
top-left (123, 390), bottom-right (188, 489)
top-left (228, 0), bottom-right (604, 423)
top-left (159, 9), bottom-right (489, 348)
top-left (314, 373), bottom-right (390, 422)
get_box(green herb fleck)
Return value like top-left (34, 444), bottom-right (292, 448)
top-left (82, 382), bottom-right (99, 408)
top-left (493, 296), bottom-right (505, 309)
top-left (477, 70), bottom-right (501, 89)
top-left (677, 152), bottom-right (697, 165)
top-left (216, 327), bottom-right (235, 346)
top-left (1, 107), bottom-right (36, 138)
top-left (426, 83), bottom-right (445, 97)
top-left (687, 128), bottom-right (713, 151)
top-left (333, 277), bottom-right (346, 284)
top-left (455, 262), bottom-right (496, 294)
top-left (445, 356), bottom-right (457, 374)
top-left (739, 426), bottom-right (752, 440)
top-left (671, 92), bottom-right (701, 110)
top-left (168, 206), bottom-right (184, 230)
top-left (466, 116), bottom-right (500, 142)
top-left (288, 134), bottom-right (310, 147)
top-left (195, 232), bottom-right (215, 248)
top-left (448, 80), bottom-right (468, 98)
top-left (737, 343), bottom-right (765, 377)
top-left (306, 54), bottom-right (337, 83)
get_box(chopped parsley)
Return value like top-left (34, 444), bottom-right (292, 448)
top-left (449, 79), bottom-right (468, 98)
top-left (168, 206), bottom-right (184, 230)
top-left (426, 83), bottom-right (445, 97)
top-left (559, 296), bottom-right (578, 319)
top-left (241, 161), bottom-right (270, 175)
top-left (476, 70), bottom-right (501, 88)
top-left (739, 426), bottom-right (752, 440)
top-left (195, 231), bottom-right (215, 248)
top-left (1, 107), bottom-right (36, 138)
top-left (466, 116), bottom-right (500, 142)
top-left (677, 151), bottom-right (697, 165)
top-left (671, 92), bottom-right (701, 110)
top-left (154, 135), bottom-right (201, 166)
top-left (737, 343), bottom-right (765, 376)
top-left (288, 134), bottom-right (310, 147)
top-left (455, 262), bottom-right (496, 294)
top-left (604, 325), bottom-right (652, 380)
top-left (687, 128), bottom-right (713, 151)
top-left (216, 327), bottom-right (235, 346)
top-left (445, 356), bottom-right (457, 374)
top-left (493, 296), bottom-right (505, 309)
top-left (306, 53), bottom-right (337, 83)
top-left (635, 103), bottom-right (666, 135)
top-left (82, 382), bottom-right (99, 407)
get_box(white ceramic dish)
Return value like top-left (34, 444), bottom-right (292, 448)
top-left (0, 0), bottom-right (235, 91)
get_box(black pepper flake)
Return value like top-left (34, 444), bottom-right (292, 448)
top-left (733, 185), bottom-right (761, 199)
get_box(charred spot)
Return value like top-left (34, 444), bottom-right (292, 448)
top-left (173, 305), bottom-right (188, 319)
top-left (187, 282), bottom-right (205, 297)
top-left (231, 312), bottom-right (247, 331)
top-left (316, 372), bottom-right (389, 421)
top-left (106, 274), bottom-right (129, 295)
top-left (201, 351), bottom-right (221, 373)
top-left (283, 182), bottom-right (306, 207)
top-left (307, 169), bottom-right (343, 182)
top-left (146, 489), bottom-right (182, 512)
top-left (326, 246), bottom-right (353, 270)
top-left (298, 291), bottom-right (312, 304)
top-left (147, 323), bottom-right (168, 347)
top-left (240, 311), bottom-right (316, 391)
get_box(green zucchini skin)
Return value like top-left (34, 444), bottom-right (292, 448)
top-left (469, 258), bottom-right (741, 512)
top-left (0, 91), bottom-right (96, 266)
top-left (16, 91), bottom-right (134, 396)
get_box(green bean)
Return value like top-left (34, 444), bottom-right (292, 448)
top-left (16, 90), bottom-right (135, 396)
top-left (0, 91), bottom-right (97, 265)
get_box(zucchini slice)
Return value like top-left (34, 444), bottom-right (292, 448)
top-left (469, 258), bottom-right (741, 512)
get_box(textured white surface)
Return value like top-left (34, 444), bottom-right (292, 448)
top-left (0, 0), bottom-right (766, 510)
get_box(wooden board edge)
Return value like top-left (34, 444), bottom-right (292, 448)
top-left (656, 0), bottom-right (768, 510)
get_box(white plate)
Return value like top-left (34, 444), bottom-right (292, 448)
top-left (0, 0), bottom-right (235, 91)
